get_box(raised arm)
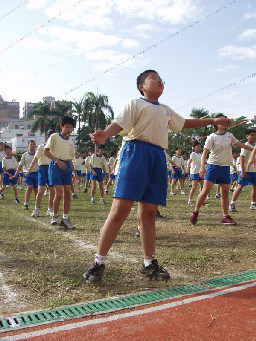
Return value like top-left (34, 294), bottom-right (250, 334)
top-left (90, 123), bottom-right (122, 145)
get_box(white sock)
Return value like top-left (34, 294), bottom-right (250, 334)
top-left (230, 201), bottom-right (235, 204)
top-left (137, 225), bottom-right (140, 231)
top-left (95, 254), bottom-right (106, 265)
top-left (144, 258), bottom-right (154, 267)
top-left (63, 214), bottom-right (69, 220)
top-left (251, 202), bottom-right (256, 205)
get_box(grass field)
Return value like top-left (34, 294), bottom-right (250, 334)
top-left (0, 182), bottom-right (255, 316)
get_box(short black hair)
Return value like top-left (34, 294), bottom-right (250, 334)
top-left (98, 144), bottom-right (105, 149)
top-left (192, 141), bottom-right (201, 147)
top-left (5, 144), bottom-right (11, 150)
top-left (61, 116), bottom-right (75, 128)
top-left (213, 113), bottom-right (226, 132)
top-left (137, 69), bottom-right (158, 96)
top-left (28, 140), bottom-right (36, 144)
top-left (175, 147), bottom-right (181, 151)
top-left (245, 128), bottom-right (256, 136)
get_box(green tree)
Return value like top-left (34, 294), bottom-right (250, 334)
top-left (72, 99), bottom-right (84, 150)
top-left (26, 101), bottom-right (52, 140)
top-left (49, 101), bottom-right (73, 132)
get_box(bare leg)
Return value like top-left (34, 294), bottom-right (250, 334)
top-left (231, 184), bottom-right (243, 202)
top-left (195, 180), bottom-right (214, 211)
top-left (220, 183), bottom-right (230, 216)
top-left (189, 180), bottom-right (198, 201)
top-left (91, 180), bottom-right (96, 198)
top-left (63, 185), bottom-right (71, 215)
top-left (53, 185), bottom-right (63, 214)
top-left (12, 185), bottom-right (18, 198)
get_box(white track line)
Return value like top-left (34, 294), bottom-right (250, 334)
top-left (2, 281), bottom-right (255, 341)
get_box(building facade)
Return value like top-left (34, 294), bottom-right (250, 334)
top-left (0, 95), bottom-right (20, 128)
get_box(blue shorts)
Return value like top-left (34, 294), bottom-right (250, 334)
top-left (171, 166), bottom-right (184, 179)
top-left (82, 173), bottom-right (86, 177)
top-left (238, 172), bottom-right (256, 186)
top-left (204, 164), bottom-right (230, 184)
top-left (2, 170), bottom-right (18, 186)
top-left (48, 160), bottom-right (72, 186)
top-left (109, 173), bottom-right (115, 180)
top-left (90, 168), bottom-right (103, 182)
top-left (114, 140), bottom-right (167, 206)
top-left (24, 171), bottom-right (38, 188)
top-left (190, 173), bottom-right (204, 181)
top-left (230, 173), bottom-right (238, 181)
top-left (38, 165), bottom-right (52, 187)
top-left (75, 170), bottom-right (82, 177)
top-left (167, 170), bottom-right (172, 177)
top-left (86, 173), bottom-right (90, 181)
top-left (18, 172), bottom-right (24, 178)
top-left (0, 162), bottom-right (3, 174)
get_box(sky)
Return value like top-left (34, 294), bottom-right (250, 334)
top-left (1, 0), bottom-right (256, 121)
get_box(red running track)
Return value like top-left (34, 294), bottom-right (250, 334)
top-left (1, 281), bottom-right (256, 341)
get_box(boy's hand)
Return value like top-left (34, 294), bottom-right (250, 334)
top-left (56, 160), bottom-right (67, 170)
top-left (240, 171), bottom-right (246, 179)
top-left (213, 116), bottom-right (233, 128)
top-left (90, 130), bottom-right (107, 145)
top-left (199, 166), bottom-right (206, 179)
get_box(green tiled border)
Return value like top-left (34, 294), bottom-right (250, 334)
top-left (1, 269), bottom-right (255, 332)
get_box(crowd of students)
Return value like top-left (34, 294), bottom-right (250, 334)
top-left (0, 69), bottom-right (255, 284)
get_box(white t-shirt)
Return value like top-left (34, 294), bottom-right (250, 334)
top-left (0, 150), bottom-right (5, 162)
top-left (189, 152), bottom-right (202, 174)
top-left (240, 142), bottom-right (256, 173)
top-left (172, 155), bottom-right (184, 169)
top-left (45, 133), bottom-right (75, 161)
top-left (85, 156), bottom-right (91, 171)
top-left (19, 152), bottom-right (38, 172)
top-left (73, 157), bottom-right (83, 171)
top-left (230, 158), bottom-right (238, 175)
top-left (35, 144), bottom-right (51, 166)
top-left (90, 154), bottom-right (105, 169)
top-left (114, 98), bottom-right (185, 149)
top-left (2, 156), bottom-right (18, 170)
top-left (204, 132), bottom-right (238, 166)
top-left (108, 157), bottom-right (116, 173)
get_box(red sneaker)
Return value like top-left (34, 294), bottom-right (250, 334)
top-left (221, 215), bottom-right (237, 225)
top-left (190, 211), bottom-right (199, 225)
top-left (202, 202), bottom-right (210, 205)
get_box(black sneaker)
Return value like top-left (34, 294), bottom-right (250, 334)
top-left (83, 263), bottom-right (105, 282)
top-left (23, 204), bottom-right (28, 210)
top-left (140, 259), bottom-right (170, 280)
top-left (0, 193), bottom-right (4, 200)
top-left (83, 188), bottom-right (88, 193)
top-left (60, 218), bottom-right (76, 230)
top-left (15, 198), bottom-right (20, 204)
top-left (156, 210), bottom-right (163, 218)
top-left (135, 228), bottom-right (140, 238)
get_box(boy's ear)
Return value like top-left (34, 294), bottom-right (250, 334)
top-left (138, 83), bottom-right (144, 93)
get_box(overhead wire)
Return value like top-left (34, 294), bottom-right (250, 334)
top-left (0, 1), bottom-right (28, 21)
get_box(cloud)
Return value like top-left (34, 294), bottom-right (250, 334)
top-left (239, 29), bottom-right (256, 40)
top-left (216, 65), bottom-right (238, 73)
top-left (122, 39), bottom-right (139, 49)
top-left (244, 11), bottom-right (256, 20)
top-left (27, 0), bottom-right (48, 10)
top-left (219, 45), bottom-right (256, 60)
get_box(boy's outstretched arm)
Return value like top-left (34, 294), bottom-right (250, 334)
top-left (90, 123), bottom-right (122, 145)
top-left (247, 146), bottom-right (256, 171)
top-left (183, 117), bottom-right (232, 129)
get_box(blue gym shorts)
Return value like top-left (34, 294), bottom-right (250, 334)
top-left (171, 166), bottom-right (184, 179)
top-left (18, 172), bottom-right (24, 177)
top-left (190, 173), bottom-right (204, 181)
top-left (0, 162), bottom-right (3, 174)
top-left (86, 173), bottom-right (90, 181)
top-left (2, 169), bottom-right (18, 186)
top-left (38, 165), bottom-right (52, 187)
top-left (114, 140), bottom-right (168, 206)
top-left (230, 173), bottom-right (238, 181)
top-left (48, 160), bottom-right (72, 186)
top-left (204, 164), bottom-right (230, 184)
top-left (24, 171), bottom-right (38, 188)
top-left (238, 171), bottom-right (256, 186)
top-left (90, 168), bottom-right (103, 182)
top-left (109, 173), bottom-right (115, 180)
top-left (75, 170), bottom-right (82, 177)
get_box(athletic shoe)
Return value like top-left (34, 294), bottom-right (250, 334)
top-left (23, 204), bottom-right (28, 210)
top-left (105, 189), bottom-right (108, 195)
top-left (51, 214), bottom-right (59, 225)
top-left (91, 198), bottom-right (95, 205)
top-left (46, 208), bottom-right (54, 216)
top-left (156, 210), bottom-right (163, 218)
top-left (100, 198), bottom-right (106, 205)
top-left (31, 208), bottom-right (39, 217)
top-left (140, 259), bottom-right (170, 280)
top-left (206, 194), bottom-right (211, 200)
top-left (229, 202), bottom-right (237, 212)
top-left (202, 202), bottom-right (210, 205)
top-left (170, 191), bottom-right (175, 195)
top-left (60, 218), bottom-right (76, 230)
top-left (221, 215), bottom-right (237, 225)
top-left (15, 198), bottom-right (20, 204)
top-left (83, 188), bottom-right (88, 193)
top-left (72, 193), bottom-right (79, 199)
top-left (83, 263), bottom-right (105, 282)
top-left (135, 228), bottom-right (140, 238)
top-left (215, 193), bottom-right (221, 199)
top-left (250, 203), bottom-right (256, 210)
top-left (181, 191), bottom-right (186, 195)
top-left (187, 200), bottom-right (193, 206)
top-left (190, 211), bottom-right (199, 225)
top-left (229, 188), bottom-right (234, 192)
top-left (44, 190), bottom-right (48, 196)
top-left (0, 194), bottom-right (4, 200)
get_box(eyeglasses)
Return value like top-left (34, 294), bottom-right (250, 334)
top-left (144, 77), bottom-right (165, 85)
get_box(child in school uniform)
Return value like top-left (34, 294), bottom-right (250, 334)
top-left (84, 69), bottom-right (233, 283)
top-left (89, 144), bottom-right (106, 205)
top-left (44, 116), bottom-right (77, 229)
top-left (0, 145), bottom-right (19, 203)
top-left (170, 147), bottom-right (186, 195)
top-left (190, 114), bottom-right (254, 226)
top-left (0, 142), bottom-right (5, 186)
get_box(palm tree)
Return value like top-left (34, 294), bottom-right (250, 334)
top-left (83, 92), bottom-right (114, 133)
top-left (72, 99), bottom-right (84, 150)
top-left (49, 101), bottom-right (73, 132)
top-left (26, 101), bottom-right (52, 140)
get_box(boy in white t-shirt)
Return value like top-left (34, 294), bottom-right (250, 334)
top-left (0, 141), bottom-right (6, 186)
top-left (170, 147), bottom-right (186, 195)
top-left (105, 150), bottom-right (117, 194)
top-left (229, 151), bottom-right (238, 192)
top-left (84, 69), bottom-right (234, 283)
top-left (0, 145), bottom-right (19, 203)
top-left (229, 129), bottom-right (256, 211)
top-left (89, 145), bottom-right (106, 205)
top-left (190, 114), bottom-right (253, 226)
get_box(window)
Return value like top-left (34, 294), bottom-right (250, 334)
top-left (15, 125), bottom-right (18, 129)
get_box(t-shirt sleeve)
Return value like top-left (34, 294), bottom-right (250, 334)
top-left (35, 145), bottom-right (43, 159)
top-left (113, 100), bottom-right (136, 135)
top-left (231, 134), bottom-right (238, 145)
top-left (163, 105), bottom-right (185, 133)
top-left (204, 135), bottom-right (213, 150)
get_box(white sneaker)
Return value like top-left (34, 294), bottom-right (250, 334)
top-left (31, 208), bottom-right (39, 217)
top-left (206, 194), bottom-right (211, 200)
top-left (60, 218), bottom-right (76, 230)
top-left (170, 191), bottom-right (176, 195)
top-left (250, 203), bottom-right (256, 210)
top-left (100, 198), bottom-right (106, 204)
top-left (44, 190), bottom-right (48, 196)
top-left (46, 208), bottom-right (54, 216)
top-left (91, 198), bottom-right (95, 205)
top-left (51, 214), bottom-right (59, 225)
top-left (181, 191), bottom-right (186, 195)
